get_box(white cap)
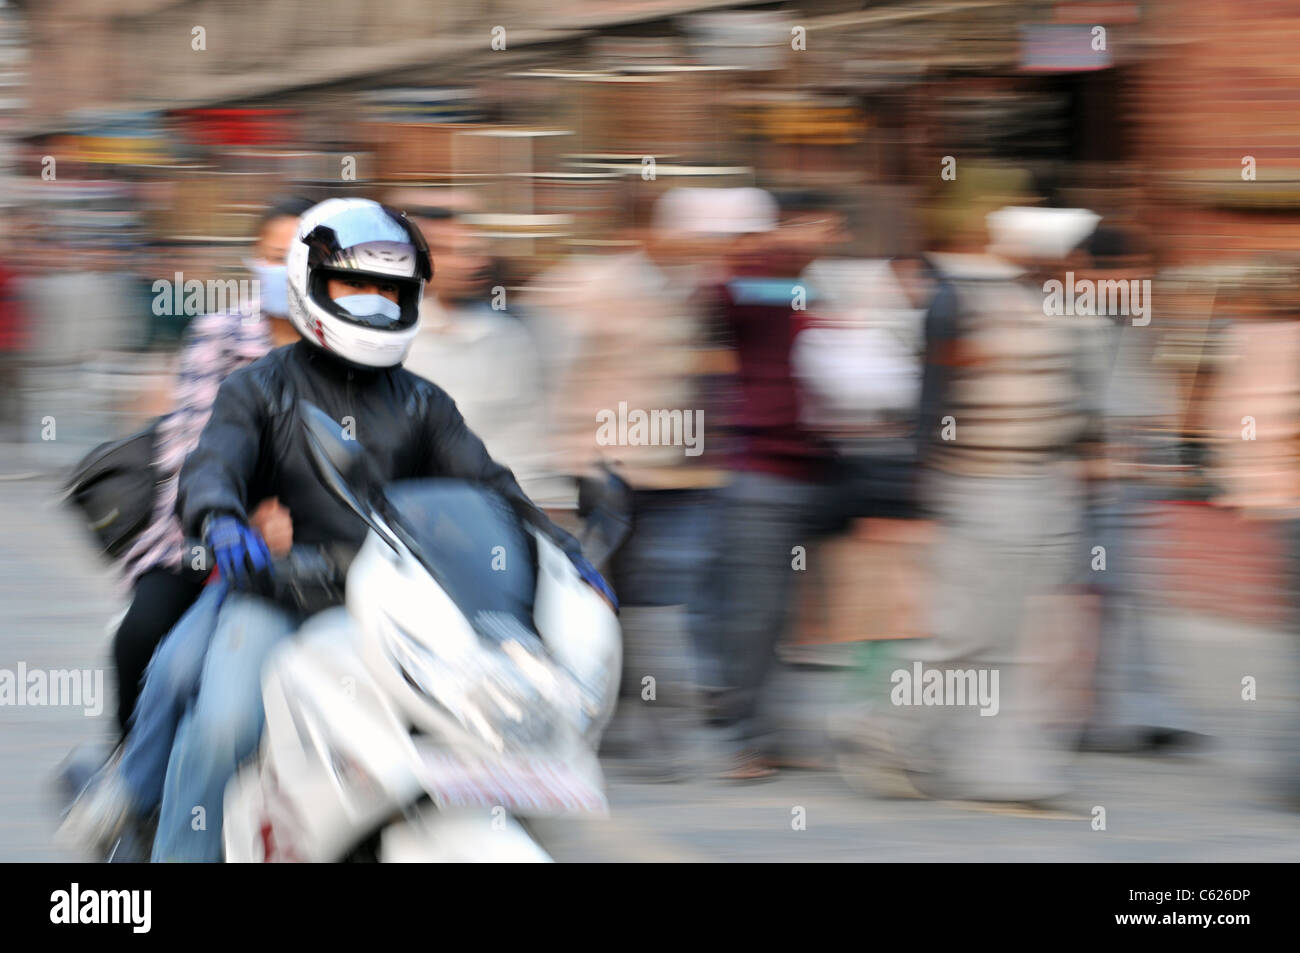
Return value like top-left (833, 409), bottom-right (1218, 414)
top-left (653, 187), bottom-right (778, 236)
top-left (986, 206), bottom-right (1101, 261)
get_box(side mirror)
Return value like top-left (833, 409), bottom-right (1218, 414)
top-left (298, 399), bottom-right (385, 522)
top-left (298, 400), bottom-right (402, 554)
top-left (300, 401), bottom-right (366, 484)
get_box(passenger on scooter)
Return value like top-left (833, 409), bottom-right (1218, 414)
top-left (57, 198), bottom-right (310, 858)
top-left (109, 196), bottom-right (312, 736)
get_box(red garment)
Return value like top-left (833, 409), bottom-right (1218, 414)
top-left (0, 265), bottom-right (29, 352)
top-left (710, 261), bottom-right (830, 482)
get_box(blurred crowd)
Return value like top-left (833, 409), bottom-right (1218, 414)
top-left (4, 0), bottom-right (1300, 818)
top-left (6, 168), bottom-right (1300, 809)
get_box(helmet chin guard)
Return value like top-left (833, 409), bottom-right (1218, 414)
top-left (287, 198), bottom-right (432, 368)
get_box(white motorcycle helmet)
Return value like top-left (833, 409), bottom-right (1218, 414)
top-left (286, 198), bottom-right (432, 368)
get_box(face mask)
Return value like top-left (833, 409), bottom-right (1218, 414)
top-left (248, 260), bottom-right (289, 317)
top-left (332, 293), bottom-right (402, 324)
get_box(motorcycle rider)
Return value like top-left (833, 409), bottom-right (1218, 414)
top-left (139, 198), bottom-right (611, 861)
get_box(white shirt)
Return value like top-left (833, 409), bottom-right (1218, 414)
top-left (403, 297), bottom-right (549, 498)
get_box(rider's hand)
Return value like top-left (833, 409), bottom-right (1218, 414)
top-left (248, 497), bottom-right (293, 557)
top-left (204, 514), bottom-right (274, 595)
top-left (569, 552), bottom-right (618, 612)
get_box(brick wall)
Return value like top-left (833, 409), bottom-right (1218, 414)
top-left (1141, 0), bottom-right (1300, 265)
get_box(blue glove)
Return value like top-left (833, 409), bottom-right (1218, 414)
top-left (204, 514), bottom-right (274, 595)
top-left (569, 552), bottom-right (618, 610)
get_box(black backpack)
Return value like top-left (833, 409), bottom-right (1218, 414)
top-left (63, 419), bottom-right (163, 559)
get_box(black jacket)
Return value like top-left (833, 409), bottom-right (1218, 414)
top-left (177, 341), bottom-right (580, 570)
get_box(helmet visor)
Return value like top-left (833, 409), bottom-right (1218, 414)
top-left (302, 203), bottom-right (432, 280)
top-left (310, 267), bottom-right (422, 330)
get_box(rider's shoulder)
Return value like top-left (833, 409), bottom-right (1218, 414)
top-left (393, 365), bottom-right (456, 415)
top-left (219, 345), bottom-right (296, 408)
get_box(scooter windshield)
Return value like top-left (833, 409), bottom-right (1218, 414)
top-left (382, 480), bottom-right (537, 643)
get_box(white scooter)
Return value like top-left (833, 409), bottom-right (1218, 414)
top-left (222, 402), bottom-right (629, 862)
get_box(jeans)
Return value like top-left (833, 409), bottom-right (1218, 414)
top-left (610, 488), bottom-right (720, 692)
top-left (711, 470), bottom-right (830, 753)
top-left (119, 581), bottom-right (228, 812)
top-left (152, 593), bottom-right (300, 862)
top-left (1082, 481), bottom-right (1189, 739)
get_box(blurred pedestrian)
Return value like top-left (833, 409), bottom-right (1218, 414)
top-left (838, 203), bottom-right (1102, 804)
top-left (523, 186), bottom-right (728, 780)
top-left (0, 233), bottom-right (30, 443)
top-left (703, 187), bottom-right (839, 780)
top-left (794, 239), bottom-right (935, 523)
top-left (1075, 225), bottom-right (1206, 753)
top-left (399, 197), bottom-right (549, 498)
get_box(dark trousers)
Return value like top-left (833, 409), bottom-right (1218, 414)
top-left (1281, 518), bottom-right (1300, 799)
top-left (112, 567), bottom-right (204, 736)
top-left (1082, 482), bottom-right (1188, 739)
top-left (712, 470), bottom-right (830, 753)
top-left (824, 441), bottom-right (921, 526)
top-left (0, 353), bottom-right (23, 441)
top-left (609, 488), bottom-right (719, 708)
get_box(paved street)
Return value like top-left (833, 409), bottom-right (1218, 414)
top-left (2, 473), bottom-right (1299, 862)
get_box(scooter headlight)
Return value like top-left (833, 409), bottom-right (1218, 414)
top-left (379, 614), bottom-right (573, 755)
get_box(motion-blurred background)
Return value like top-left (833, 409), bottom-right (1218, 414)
top-left (3, 0), bottom-right (1300, 860)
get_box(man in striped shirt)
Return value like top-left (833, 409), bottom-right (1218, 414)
top-left (840, 206), bottom-right (1103, 806)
